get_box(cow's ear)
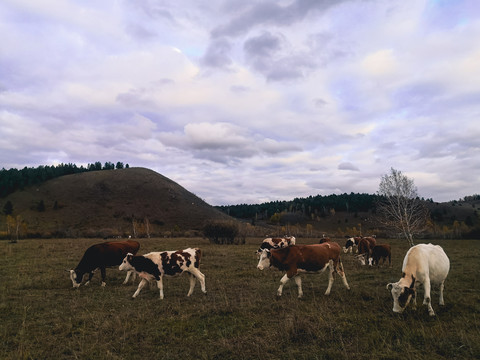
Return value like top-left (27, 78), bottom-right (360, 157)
top-left (386, 283), bottom-right (393, 290)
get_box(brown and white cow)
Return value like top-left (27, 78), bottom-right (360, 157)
top-left (256, 236), bottom-right (296, 254)
top-left (69, 240), bottom-right (140, 288)
top-left (119, 248), bottom-right (206, 299)
top-left (387, 243), bottom-right (449, 316)
top-left (354, 238), bottom-right (374, 266)
top-left (257, 242), bottom-right (350, 298)
top-left (344, 236), bottom-right (376, 254)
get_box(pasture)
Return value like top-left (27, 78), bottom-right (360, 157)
top-left (0, 237), bottom-right (479, 360)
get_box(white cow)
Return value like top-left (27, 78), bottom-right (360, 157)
top-left (387, 243), bottom-right (449, 316)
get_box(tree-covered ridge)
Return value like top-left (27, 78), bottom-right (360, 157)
top-left (0, 162), bottom-right (129, 198)
top-left (217, 192), bottom-right (383, 220)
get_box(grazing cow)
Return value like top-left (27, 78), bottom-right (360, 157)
top-left (119, 248), bottom-right (206, 299)
top-left (69, 240), bottom-right (140, 288)
top-left (257, 242), bottom-right (350, 298)
top-left (387, 243), bottom-right (449, 316)
top-left (343, 236), bottom-right (361, 253)
top-left (354, 238), bottom-right (374, 266)
top-left (370, 244), bottom-right (392, 266)
top-left (256, 236), bottom-right (296, 254)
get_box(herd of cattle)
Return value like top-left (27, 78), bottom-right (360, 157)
top-left (68, 235), bottom-right (450, 316)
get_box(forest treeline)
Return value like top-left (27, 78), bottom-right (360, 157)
top-left (216, 192), bottom-right (389, 220)
top-left (0, 162), bottom-right (129, 198)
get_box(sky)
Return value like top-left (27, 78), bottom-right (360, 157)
top-left (1, 0), bottom-right (479, 206)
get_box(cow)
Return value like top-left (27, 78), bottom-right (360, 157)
top-left (369, 244), bottom-right (392, 266)
top-left (319, 235), bottom-right (331, 244)
top-left (69, 240), bottom-right (140, 288)
top-left (119, 247), bottom-right (206, 299)
top-left (256, 236), bottom-right (296, 254)
top-left (343, 236), bottom-right (361, 253)
top-left (387, 243), bottom-right (449, 316)
top-left (256, 242), bottom-right (350, 298)
top-left (354, 238), bottom-right (374, 266)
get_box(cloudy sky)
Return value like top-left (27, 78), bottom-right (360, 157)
top-left (1, 0), bottom-right (479, 205)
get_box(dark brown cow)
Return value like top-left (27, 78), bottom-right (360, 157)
top-left (69, 240), bottom-right (140, 288)
top-left (256, 236), bottom-right (296, 254)
top-left (119, 248), bottom-right (206, 299)
top-left (256, 242), bottom-right (350, 297)
top-left (370, 244), bottom-right (392, 266)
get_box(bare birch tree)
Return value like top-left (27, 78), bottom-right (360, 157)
top-left (377, 168), bottom-right (429, 247)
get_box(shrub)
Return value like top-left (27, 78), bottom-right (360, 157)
top-left (203, 221), bottom-right (240, 244)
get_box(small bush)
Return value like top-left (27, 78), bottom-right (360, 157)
top-left (203, 221), bottom-right (240, 244)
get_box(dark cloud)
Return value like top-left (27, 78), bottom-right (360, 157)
top-left (338, 162), bottom-right (360, 171)
top-left (211, 0), bottom-right (344, 38)
top-left (244, 31), bottom-right (282, 57)
top-left (201, 38), bottom-right (233, 69)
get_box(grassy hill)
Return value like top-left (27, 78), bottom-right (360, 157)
top-left (0, 167), bottom-right (232, 238)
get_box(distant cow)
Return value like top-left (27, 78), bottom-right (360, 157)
top-left (343, 236), bottom-right (361, 253)
top-left (119, 248), bottom-right (206, 299)
top-left (319, 235), bottom-right (331, 244)
top-left (257, 242), bottom-right (350, 298)
top-left (387, 243), bottom-right (449, 316)
top-left (69, 240), bottom-right (140, 288)
top-left (354, 238), bottom-right (374, 266)
top-left (370, 244), bottom-right (391, 266)
top-left (256, 236), bottom-right (296, 254)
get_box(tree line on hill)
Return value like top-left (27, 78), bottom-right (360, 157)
top-left (0, 162), bottom-right (129, 198)
top-left (216, 192), bottom-right (404, 221)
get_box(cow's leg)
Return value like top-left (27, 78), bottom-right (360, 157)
top-left (277, 274), bottom-right (290, 297)
top-left (186, 273), bottom-right (196, 297)
top-left (122, 270), bottom-right (135, 285)
top-left (84, 272), bottom-right (95, 286)
top-left (439, 280), bottom-right (446, 306)
top-left (132, 279), bottom-right (148, 298)
top-left (189, 268), bottom-right (207, 295)
top-left (423, 278), bottom-right (435, 316)
top-left (294, 276), bottom-right (303, 298)
top-left (325, 261), bottom-right (335, 295)
top-left (336, 260), bottom-right (350, 290)
top-left (100, 267), bottom-right (107, 287)
top-left (157, 276), bottom-right (164, 299)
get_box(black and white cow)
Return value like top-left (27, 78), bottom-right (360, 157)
top-left (119, 248), bottom-right (206, 299)
top-left (256, 236), bottom-right (296, 254)
top-left (387, 243), bottom-right (449, 316)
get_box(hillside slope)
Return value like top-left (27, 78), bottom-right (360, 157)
top-left (2, 167), bottom-right (232, 237)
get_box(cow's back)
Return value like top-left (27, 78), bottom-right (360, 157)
top-left (283, 244), bottom-right (339, 272)
top-left (403, 244), bottom-right (449, 283)
top-left (81, 241), bottom-right (139, 268)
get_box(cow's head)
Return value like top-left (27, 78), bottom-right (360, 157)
top-left (354, 254), bottom-right (366, 266)
top-left (256, 249), bottom-right (271, 270)
top-left (119, 253), bottom-right (134, 272)
top-left (387, 275), bottom-right (416, 313)
top-left (69, 269), bottom-right (82, 288)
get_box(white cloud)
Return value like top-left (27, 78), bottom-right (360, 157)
top-left (1, 0), bottom-right (479, 204)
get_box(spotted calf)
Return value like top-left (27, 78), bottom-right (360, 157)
top-left (119, 248), bottom-right (206, 299)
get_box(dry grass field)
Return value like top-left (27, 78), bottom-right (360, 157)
top-left (0, 237), bottom-right (479, 359)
